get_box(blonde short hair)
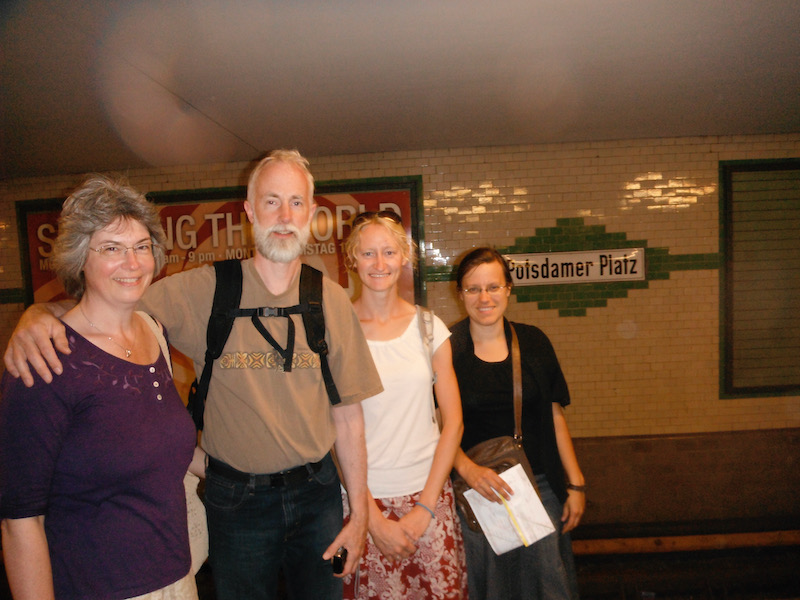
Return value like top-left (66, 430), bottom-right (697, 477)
top-left (343, 211), bottom-right (417, 271)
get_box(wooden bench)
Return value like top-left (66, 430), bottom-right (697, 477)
top-left (570, 428), bottom-right (800, 596)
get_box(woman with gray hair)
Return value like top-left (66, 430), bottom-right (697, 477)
top-left (0, 175), bottom-right (202, 600)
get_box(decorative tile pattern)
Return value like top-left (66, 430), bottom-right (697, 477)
top-left (2, 134), bottom-right (799, 437)
top-left (427, 217), bottom-right (722, 316)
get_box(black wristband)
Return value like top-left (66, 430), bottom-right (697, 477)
top-left (566, 483), bottom-right (586, 493)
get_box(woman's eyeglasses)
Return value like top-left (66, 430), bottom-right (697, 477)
top-left (351, 210), bottom-right (403, 227)
top-left (461, 284), bottom-right (509, 296)
top-left (89, 242), bottom-right (158, 260)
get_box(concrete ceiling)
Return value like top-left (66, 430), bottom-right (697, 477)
top-left (2, 0), bottom-right (799, 180)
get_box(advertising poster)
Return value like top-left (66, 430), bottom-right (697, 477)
top-left (17, 176), bottom-right (422, 398)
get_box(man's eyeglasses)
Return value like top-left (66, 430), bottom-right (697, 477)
top-left (461, 284), bottom-right (509, 296)
top-left (89, 242), bottom-right (158, 260)
top-left (351, 210), bottom-right (403, 227)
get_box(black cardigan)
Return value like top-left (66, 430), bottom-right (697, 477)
top-left (450, 317), bottom-right (571, 503)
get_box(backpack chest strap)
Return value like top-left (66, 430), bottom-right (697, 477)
top-left (229, 303), bottom-right (320, 319)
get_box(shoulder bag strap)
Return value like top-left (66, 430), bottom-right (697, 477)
top-left (139, 311), bottom-right (172, 376)
top-left (510, 323), bottom-right (523, 441)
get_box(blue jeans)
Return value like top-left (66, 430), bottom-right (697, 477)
top-left (205, 453), bottom-right (343, 600)
top-left (459, 474), bottom-right (579, 600)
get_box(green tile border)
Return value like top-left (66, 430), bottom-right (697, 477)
top-left (423, 218), bottom-right (721, 317)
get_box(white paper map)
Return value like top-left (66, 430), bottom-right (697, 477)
top-left (463, 464), bottom-right (557, 555)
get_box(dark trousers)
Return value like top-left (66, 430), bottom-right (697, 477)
top-left (459, 474), bottom-right (579, 600)
top-left (205, 453), bottom-right (343, 600)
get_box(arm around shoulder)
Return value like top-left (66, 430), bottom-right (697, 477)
top-left (3, 300), bottom-right (75, 387)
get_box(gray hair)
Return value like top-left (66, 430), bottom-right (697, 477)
top-left (52, 175), bottom-right (167, 299)
top-left (246, 149), bottom-right (315, 204)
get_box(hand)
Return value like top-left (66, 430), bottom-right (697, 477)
top-left (3, 303), bottom-right (71, 387)
top-left (561, 488), bottom-right (586, 533)
top-left (462, 461), bottom-right (513, 503)
top-left (188, 446), bottom-right (207, 479)
top-left (397, 505), bottom-right (433, 546)
top-left (323, 514), bottom-right (367, 578)
top-left (369, 513), bottom-right (417, 563)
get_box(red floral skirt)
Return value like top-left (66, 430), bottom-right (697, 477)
top-left (342, 479), bottom-right (468, 599)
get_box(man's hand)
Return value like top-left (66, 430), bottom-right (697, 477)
top-left (323, 513), bottom-right (367, 577)
top-left (3, 303), bottom-right (72, 387)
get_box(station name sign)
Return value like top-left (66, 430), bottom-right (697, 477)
top-left (505, 248), bottom-right (645, 286)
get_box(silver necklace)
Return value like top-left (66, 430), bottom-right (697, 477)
top-left (79, 304), bottom-right (134, 358)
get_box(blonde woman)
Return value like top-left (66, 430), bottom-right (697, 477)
top-left (340, 211), bottom-right (468, 599)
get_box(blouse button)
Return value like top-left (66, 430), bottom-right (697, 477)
top-left (156, 394), bottom-right (163, 401)
top-left (150, 366), bottom-right (156, 373)
top-left (153, 381), bottom-right (160, 388)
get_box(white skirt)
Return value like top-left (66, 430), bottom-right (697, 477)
top-left (125, 571), bottom-right (198, 600)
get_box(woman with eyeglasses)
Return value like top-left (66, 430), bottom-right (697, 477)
top-left (339, 211), bottom-right (468, 599)
top-left (450, 247), bottom-right (585, 600)
top-left (0, 176), bottom-right (203, 600)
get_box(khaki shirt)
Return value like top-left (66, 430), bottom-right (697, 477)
top-left (141, 259), bottom-right (383, 473)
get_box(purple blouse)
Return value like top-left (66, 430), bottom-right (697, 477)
top-left (0, 322), bottom-right (196, 600)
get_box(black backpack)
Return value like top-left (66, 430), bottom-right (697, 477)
top-left (186, 260), bottom-right (341, 430)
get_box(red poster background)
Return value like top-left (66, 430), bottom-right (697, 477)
top-left (18, 179), bottom-right (422, 400)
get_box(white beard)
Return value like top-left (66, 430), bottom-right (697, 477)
top-left (252, 219), bottom-right (310, 263)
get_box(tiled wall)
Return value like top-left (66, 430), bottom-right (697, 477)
top-left (2, 134), bottom-right (799, 437)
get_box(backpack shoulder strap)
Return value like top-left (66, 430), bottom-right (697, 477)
top-left (187, 259), bottom-right (243, 430)
top-left (299, 264), bottom-right (341, 405)
top-left (417, 305), bottom-right (435, 383)
top-left (139, 311), bottom-right (172, 376)
top-left (417, 305), bottom-right (439, 424)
